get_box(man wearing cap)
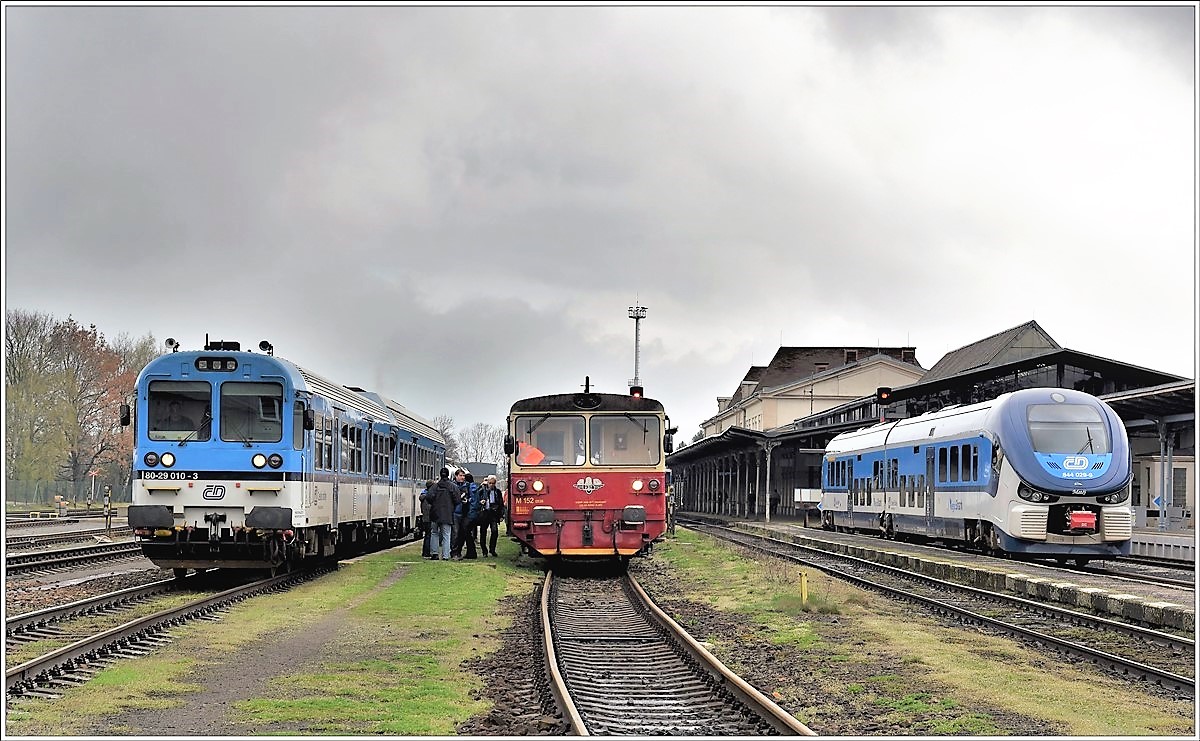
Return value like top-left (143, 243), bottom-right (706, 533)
top-left (476, 475), bottom-right (504, 557)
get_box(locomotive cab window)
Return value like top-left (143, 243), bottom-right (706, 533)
top-left (220, 382), bottom-right (284, 443)
top-left (589, 414), bottom-right (662, 465)
top-left (1027, 404), bottom-right (1111, 454)
top-left (148, 381), bottom-right (211, 441)
top-left (514, 415), bottom-right (584, 466)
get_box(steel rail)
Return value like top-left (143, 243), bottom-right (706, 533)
top-left (691, 522), bottom-right (1194, 697)
top-left (540, 571), bottom-right (588, 735)
top-left (4, 570), bottom-right (316, 697)
top-left (626, 574), bottom-right (815, 735)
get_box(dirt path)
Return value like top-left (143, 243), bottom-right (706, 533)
top-left (94, 563), bottom-right (409, 736)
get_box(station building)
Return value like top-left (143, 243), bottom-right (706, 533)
top-left (668, 321), bottom-right (1195, 532)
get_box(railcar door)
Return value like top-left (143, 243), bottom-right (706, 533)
top-left (925, 448), bottom-right (936, 535)
top-left (298, 400), bottom-right (313, 516)
top-left (331, 408), bottom-right (344, 530)
top-left (364, 423), bottom-right (373, 525)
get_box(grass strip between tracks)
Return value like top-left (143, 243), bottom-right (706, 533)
top-left (5, 537), bottom-right (541, 736)
top-left (652, 527), bottom-right (1193, 737)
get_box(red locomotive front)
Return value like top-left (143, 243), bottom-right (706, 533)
top-left (504, 384), bottom-right (675, 560)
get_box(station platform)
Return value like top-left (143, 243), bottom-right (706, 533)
top-left (1131, 527), bottom-right (1196, 563)
top-left (679, 513), bottom-right (1195, 633)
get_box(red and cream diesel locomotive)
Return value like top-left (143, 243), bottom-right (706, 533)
top-left (503, 380), bottom-right (676, 560)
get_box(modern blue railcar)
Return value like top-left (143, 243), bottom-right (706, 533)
top-left (819, 387), bottom-right (1133, 565)
top-left (123, 338), bottom-right (445, 575)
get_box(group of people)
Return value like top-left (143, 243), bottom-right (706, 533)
top-left (419, 467), bottom-right (506, 561)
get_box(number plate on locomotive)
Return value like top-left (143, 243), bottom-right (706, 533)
top-left (141, 471), bottom-right (201, 480)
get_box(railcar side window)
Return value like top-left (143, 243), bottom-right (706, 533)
top-left (148, 381), bottom-right (211, 441)
top-left (1027, 404), bottom-right (1111, 454)
top-left (293, 402), bottom-right (305, 450)
top-left (323, 416), bottom-right (334, 469)
top-left (220, 382), bottom-right (284, 443)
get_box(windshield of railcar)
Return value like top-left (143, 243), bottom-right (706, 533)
top-left (514, 414), bottom-right (585, 465)
top-left (221, 382), bottom-right (285, 443)
top-left (148, 381), bottom-right (212, 441)
top-left (1027, 404), bottom-right (1111, 454)
top-left (589, 414), bottom-right (661, 465)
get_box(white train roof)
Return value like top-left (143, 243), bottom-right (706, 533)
top-left (827, 395), bottom-right (1005, 456)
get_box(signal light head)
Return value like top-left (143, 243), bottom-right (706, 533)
top-left (630, 386), bottom-right (644, 398)
top-left (876, 386), bottom-right (892, 403)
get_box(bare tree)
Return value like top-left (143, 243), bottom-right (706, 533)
top-left (5, 310), bottom-right (67, 495)
top-left (5, 311), bottom-right (153, 502)
top-left (431, 414), bottom-right (460, 465)
top-left (458, 422), bottom-right (504, 463)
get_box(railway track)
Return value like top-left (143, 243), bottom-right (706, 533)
top-left (542, 570), bottom-right (814, 735)
top-left (685, 522), bottom-right (1194, 697)
top-left (5, 527), bottom-right (134, 551)
top-left (5, 567), bottom-right (331, 700)
top-left (6, 577), bottom-right (184, 649)
top-left (5, 542), bottom-right (147, 578)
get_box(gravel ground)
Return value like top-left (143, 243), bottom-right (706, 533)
top-left (455, 555), bottom-right (1063, 736)
top-left (5, 565), bottom-right (172, 615)
top-left (9, 544), bottom-right (1188, 736)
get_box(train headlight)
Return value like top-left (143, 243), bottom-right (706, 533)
top-left (1017, 483), bottom-right (1058, 503)
top-left (532, 479), bottom-right (545, 493)
top-left (160, 452), bottom-right (176, 468)
top-left (267, 453), bottom-right (283, 469)
top-left (1097, 490), bottom-right (1130, 504)
top-left (252, 453), bottom-right (268, 469)
top-left (648, 478), bottom-right (660, 492)
top-left (515, 479), bottom-right (528, 493)
top-left (144, 452), bottom-right (159, 467)
top-left (631, 479), bottom-right (645, 492)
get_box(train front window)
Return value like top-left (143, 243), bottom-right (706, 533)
top-left (221, 382), bottom-right (285, 443)
top-left (148, 381), bottom-right (211, 441)
top-left (514, 415), bottom-right (585, 465)
top-left (1027, 404), bottom-right (1111, 454)
top-left (589, 414), bottom-right (661, 465)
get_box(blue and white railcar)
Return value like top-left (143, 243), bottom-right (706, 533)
top-left (124, 339), bottom-right (445, 574)
top-left (819, 388), bottom-right (1133, 564)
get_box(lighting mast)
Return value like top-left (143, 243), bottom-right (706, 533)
top-left (628, 304), bottom-right (647, 391)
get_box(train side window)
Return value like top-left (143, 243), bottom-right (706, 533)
top-left (938, 448), bottom-right (948, 482)
top-left (324, 417), bottom-right (334, 469)
top-left (917, 474), bottom-right (926, 508)
top-left (970, 445), bottom-right (979, 482)
top-left (949, 446), bottom-right (959, 482)
top-left (292, 402), bottom-right (305, 451)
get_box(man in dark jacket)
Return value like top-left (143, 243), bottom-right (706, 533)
top-left (427, 468), bottom-right (457, 561)
top-left (452, 471), bottom-right (480, 560)
top-left (475, 475), bottom-right (504, 557)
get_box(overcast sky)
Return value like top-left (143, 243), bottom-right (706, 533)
top-left (4, 4), bottom-right (1196, 440)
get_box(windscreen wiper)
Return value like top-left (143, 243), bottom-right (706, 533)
top-left (624, 413), bottom-right (649, 442)
top-left (1077, 428), bottom-right (1095, 454)
top-left (525, 413), bottom-right (552, 439)
top-left (178, 413), bottom-right (212, 447)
